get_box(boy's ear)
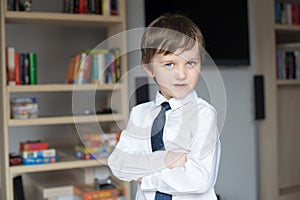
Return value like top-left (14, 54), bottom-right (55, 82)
top-left (142, 62), bottom-right (155, 78)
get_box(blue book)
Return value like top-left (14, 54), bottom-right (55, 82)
top-left (274, 0), bottom-right (280, 23)
top-left (19, 53), bottom-right (26, 85)
top-left (22, 156), bottom-right (57, 165)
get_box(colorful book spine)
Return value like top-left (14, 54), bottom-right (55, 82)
top-left (76, 52), bottom-right (87, 84)
top-left (15, 52), bottom-right (20, 85)
top-left (22, 156), bottom-right (57, 165)
top-left (29, 52), bottom-right (37, 84)
top-left (6, 47), bottom-right (16, 85)
top-left (91, 54), bottom-right (99, 83)
top-left (19, 53), bottom-right (26, 84)
top-left (20, 142), bottom-right (48, 151)
top-left (21, 148), bottom-right (56, 159)
top-left (24, 53), bottom-right (30, 84)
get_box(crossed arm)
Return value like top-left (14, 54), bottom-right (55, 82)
top-left (107, 108), bottom-right (220, 195)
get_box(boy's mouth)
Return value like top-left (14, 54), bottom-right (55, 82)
top-left (174, 83), bottom-right (188, 88)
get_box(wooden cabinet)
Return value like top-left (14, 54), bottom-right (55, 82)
top-left (0, 0), bottom-right (130, 199)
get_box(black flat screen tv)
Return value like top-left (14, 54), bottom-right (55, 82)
top-left (144, 0), bottom-right (250, 66)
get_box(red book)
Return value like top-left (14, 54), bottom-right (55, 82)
top-left (15, 52), bottom-right (20, 85)
top-left (79, 0), bottom-right (84, 13)
top-left (20, 142), bottom-right (48, 151)
top-left (292, 4), bottom-right (299, 24)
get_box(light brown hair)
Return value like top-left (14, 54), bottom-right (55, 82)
top-left (141, 13), bottom-right (205, 65)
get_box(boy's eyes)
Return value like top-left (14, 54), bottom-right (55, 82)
top-left (164, 63), bottom-right (174, 68)
top-left (187, 61), bottom-right (197, 66)
top-left (162, 60), bottom-right (199, 68)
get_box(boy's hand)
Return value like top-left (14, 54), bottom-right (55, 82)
top-left (133, 178), bottom-right (142, 184)
top-left (164, 152), bottom-right (187, 169)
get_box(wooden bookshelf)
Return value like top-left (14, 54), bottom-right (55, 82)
top-left (0, 0), bottom-right (130, 199)
top-left (254, 0), bottom-right (300, 199)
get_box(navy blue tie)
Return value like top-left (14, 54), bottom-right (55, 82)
top-left (151, 102), bottom-right (172, 200)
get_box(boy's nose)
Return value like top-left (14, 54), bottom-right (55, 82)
top-left (175, 66), bottom-right (187, 79)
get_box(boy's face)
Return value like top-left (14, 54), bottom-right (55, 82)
top-left (143, 44), bottom-right (201, 100)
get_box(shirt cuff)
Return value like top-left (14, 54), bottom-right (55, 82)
top-left (140, 174), bottom-right (157, 191)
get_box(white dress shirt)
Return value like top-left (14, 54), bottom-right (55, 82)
top-left (108, 90), bottom-right (221, 200)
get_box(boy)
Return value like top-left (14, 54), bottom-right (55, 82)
top-left (108, 13), bottom-right (221, 200)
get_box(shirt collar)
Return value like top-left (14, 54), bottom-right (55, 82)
top-left (154, 90), bottom-right (198, 110)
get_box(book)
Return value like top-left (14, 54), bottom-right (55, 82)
top-left (20, 141), bottom-right (48, 151)
top-left (76, 52), bottom-right (87, 84)
top-left (6, 46), bottom-right (16, 85)
top-left (66, 56), bottom-right (75, 84)
top-left (72, 54), bottom-right (81, 84)
top-left (20, 148), bottom-right (56, 159)
top-left (24, 53), bottom-right (30, 84)
top-left (29, 52), bottom-right (37, 84)
top-left (110, 0), bottom-right (118, 15)
top-left (110, 48), bottom-right (121, 82)
top-left (22, 155), bottom-right (57, 165)
top-left (103, 0), bottom-right (110, 16)
top-left (15, 52), bottom-right (21, 85)
top-left (19, 53), bottom-right (26, 84)
top-left (82, 54), bottom-right (92, 83)
top-left (91, 54), bottom-right (100, 83)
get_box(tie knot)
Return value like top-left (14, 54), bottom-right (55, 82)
top-left (161, 102), bottom-right (171, 111)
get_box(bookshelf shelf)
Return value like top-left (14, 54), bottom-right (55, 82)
top-left (274, 24), bottom-right (300, 32)
top-left (8, 114), bottom-right (124, 126)
top-left (10, 159), bottom-right (107, 174)
top-left (5, 11), bottom-right (123, 26)
top-left (7, 83), bottom-right (122, 93)
top-left (277, 79), bottom-right (300, 86)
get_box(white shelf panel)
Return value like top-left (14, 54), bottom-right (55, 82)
top-left (10, 159), bottom-right (107, 174)
top-left (7, 83), bottom-right (122, 93)
top-left (5, 11), bottom-right (123, 26)
top-left (8, 114), bottom-right (124, 126)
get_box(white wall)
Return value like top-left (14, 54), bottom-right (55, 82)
top-left (126, 0), bottom-right (259, 200)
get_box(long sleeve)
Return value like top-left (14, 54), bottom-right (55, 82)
top-left (108, 105), bottom-right (168, 181)
top-left (140, 108), bottom-right (221, 195)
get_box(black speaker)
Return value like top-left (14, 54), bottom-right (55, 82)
top-left (135, 77), bottom-right (150, 105)
top-left (254, 75), bottom-right (265, 120)
top-left (13, 175), bottom-right (25, 200)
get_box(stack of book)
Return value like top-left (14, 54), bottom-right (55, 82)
top-left (5, 46), bottom-right (37, 86)
top-left (66, 48), bottom-right (121, 85)
top-left (20, 140), bottom-right (57, 165)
